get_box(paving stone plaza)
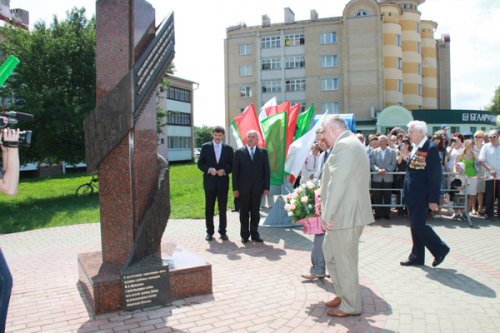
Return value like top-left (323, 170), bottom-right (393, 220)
top-left (1, 213), bottom-right (499, 332)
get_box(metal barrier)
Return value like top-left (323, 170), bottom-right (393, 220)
top-left (370, 171), bottom-right (473, 227)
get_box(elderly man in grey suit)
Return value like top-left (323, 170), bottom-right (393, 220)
top-left (320, 115), bottom-right (374, 317)
top-left (370, 134), bottom-right (397, 219)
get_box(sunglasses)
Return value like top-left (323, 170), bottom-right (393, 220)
top-left (474, 136), bottom-right (483, 139)
top-left (491, 135), bottom-right (498, 139)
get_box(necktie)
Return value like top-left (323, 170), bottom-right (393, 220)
top-left (250, 147), bottom-right (254, 160)
top-left (215, 144), bottom-right (221, 163)
top-left (323, 150), bottom-right (329, 164)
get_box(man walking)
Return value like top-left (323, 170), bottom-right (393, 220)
top-left (401, 120), bottom-right (450, 267)
top-left (320, 116), bottom-right (374, 317)
top-left (197, 126), bottom-right (234, 241)
top-left (232, 130), bottom-right (270, 243)
top-left (479, 129), bottom-right (500, 220)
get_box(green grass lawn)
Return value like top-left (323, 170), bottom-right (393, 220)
top-left (0, 163), bottom-right (234, 234)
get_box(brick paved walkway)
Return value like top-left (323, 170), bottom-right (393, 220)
top-left (1, 212), bottom-right (500, 332)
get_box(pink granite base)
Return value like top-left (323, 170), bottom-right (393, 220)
top-left (78, 245), bottom-right (212, 314)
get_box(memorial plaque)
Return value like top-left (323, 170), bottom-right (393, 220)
top-left (121, 257), bottom-right (170, 311)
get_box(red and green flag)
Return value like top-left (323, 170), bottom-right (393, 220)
top-left (231, 103), bottom-right (266, 148)
top-left (293, 103), bottom-right (315, 141)
top-left (260, 112), bottom-right (287, 185)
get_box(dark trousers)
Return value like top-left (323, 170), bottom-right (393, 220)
top-left (238, 192), bottom-right (262, 240)
top-left (0, 249), bottom-right (12, 333)
top-left (372, 181), bottom-right (393, 217)
top-left (204, 189), bottom-right (228, 236)
top-left (407, 206), bottom-right (449, 263)
top-left (484, 180), bottom-right (499, 217)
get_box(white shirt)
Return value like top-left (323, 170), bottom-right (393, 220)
top-left (479, 143), bottom-right (500, 179)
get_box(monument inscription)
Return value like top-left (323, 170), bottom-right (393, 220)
top-left (122, 265), bottom-right (169, 310)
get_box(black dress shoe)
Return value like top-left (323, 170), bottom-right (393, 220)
top-left (432, 248), bottom-right (450, 267)
top-left (384, 215), bottom-right (391, 220)
top-left (400, 260), bottom-right (423, 266)
top-left (220, 234), bottom-right (229, 241)
top-left (241, 238), bottom-right (248, 243)
top-left (205, 234), bottom-right (214, 241)
top-left (252, 237), bottom-right (264, 243)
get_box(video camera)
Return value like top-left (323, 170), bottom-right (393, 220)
top-left (0, 111), bottom-right (33, 146)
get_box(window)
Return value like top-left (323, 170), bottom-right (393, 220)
top-left (398, 79), bottom-right (403, 92)
top-left (284, 34), bottom-right (305, 46)
top-left (397, 57), bottom-right (402, 70)
top-left (167, 136), bottom-right (191, 149)
top-left (239, 44), bottom-right (252, 56)
top-left (321, 55), bottom-right (337, 68)
top-left (240, 86), bottom-right (252, 97)
top-left (167, 87), bottom-right (190, 103)
top-left (471, 126), bottom-right (477, 133)
top-left (285, 55), bottom-right (305, 69)
top-left (285, 79), bottom-right (306, 92)
top-left (418, 63), bottom-right (421, 75)
top-left (418, 84), bottom-right (422, 96)
top-left (167, 111), bottom-right (191, 126)
top-left (397, 34), bottom-right (401, 47)
top-left (239, 65), bottom-right (252, 76)
top-left (356, 9), bottom-right (368, 16)
top-left (261, 36), bottom-right (281, 49)
top-left (417, 23), bottom-right (420, 33)
top-left (321, 102), bottom-right (339, 114)
top-left (320, 32), bottom-right (337, 44)
top-left (322, 78), bottom-right (339, 91)
top-left (417, 42), bottom-right (421, 54)
top-left (160, 138), bottom-right (164, 145)
top-left (261, 57), bottom-right (281, 71)
top-left (262, 80), bottom-right (281, 93)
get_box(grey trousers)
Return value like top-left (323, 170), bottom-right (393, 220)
top-left (310, 233), bottom-right (326, 275)
top-left (322, 226), bottom-right (365, 314)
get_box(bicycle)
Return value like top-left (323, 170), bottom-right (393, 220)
top-left (76, 175), bottom-right (99, 196)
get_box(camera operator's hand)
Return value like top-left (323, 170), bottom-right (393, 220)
top-left (0, 128), bottom-right (20, 196)
top-left (1, 128), bottom-right (20, 152)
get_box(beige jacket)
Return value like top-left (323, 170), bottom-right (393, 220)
top-left (320, 131), bottom-right (374, 230)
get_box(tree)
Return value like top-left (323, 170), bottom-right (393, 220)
top-left (0, 8), bottom-right (96, 164)
top-left (486, 85), bottom-right (500, 114)
top-left (194, 125), bottom-right (215, 148)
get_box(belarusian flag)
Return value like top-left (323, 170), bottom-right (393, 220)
top-left (258, 96), bottom-right (277, 121)
top-left (231, 104), bottom-right (266, 148)
top-left (285, 109), bottom-right (326, 184)
top-left (260, 112), bottom-right (287, 185)
top-left (265, 101), bottom-right (290, 118)
top-left (285, 103), bottom-right (300, 157)
top-left (294, 103), bottom-right (315, 141)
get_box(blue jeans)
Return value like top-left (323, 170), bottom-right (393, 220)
top-left (310, 234), bottom-right (326, 275)
top-left (0, 249), bottom-right (12, 333)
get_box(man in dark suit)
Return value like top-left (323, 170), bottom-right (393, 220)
top-left (232, 130), bottom-right (270, 243)
top-left (197, 126), bottom-right (234, 241)
top-left (401, 120), bottom-right (450, 267)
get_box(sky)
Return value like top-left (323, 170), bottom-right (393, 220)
top-left (10, 0), bottom-right (500, 126)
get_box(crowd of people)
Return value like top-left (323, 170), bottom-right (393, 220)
top-left (298, 124), bottom-right (500, 221)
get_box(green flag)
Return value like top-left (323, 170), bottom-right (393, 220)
top-left (294, 103), bottom-right (315, 141)
top-left (260, 112), bottom-right (287, 185)
top-left (0, 55), bottom-right (20, 87)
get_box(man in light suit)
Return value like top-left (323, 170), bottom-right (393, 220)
top-left (320, 116), bottom-right (374, 317)
top-left (232, 130), bottom-right (270, 243)
top-left (197, 126), bottom-right (234, 241)
top-left (370, 135), bottom-right (397, 219)
top-left (401, 120), bottom-right (450, 267)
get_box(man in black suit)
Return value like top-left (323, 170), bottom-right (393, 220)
top-left (401, 120), bottom-right (450, 267)
top-left (232, 130), bottom-right (270, 243)
top-left (197, 126), bottom-right (234, 241)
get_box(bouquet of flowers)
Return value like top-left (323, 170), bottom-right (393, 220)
top-left (284, 181), bottom-right (324, 234)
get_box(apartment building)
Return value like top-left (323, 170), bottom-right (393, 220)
top-left (224, 0), bottom-right (451, 144)
top-left (0, 0), bottom-right (29, 30)
top-left (157, 75), bottom-right (197, 162)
